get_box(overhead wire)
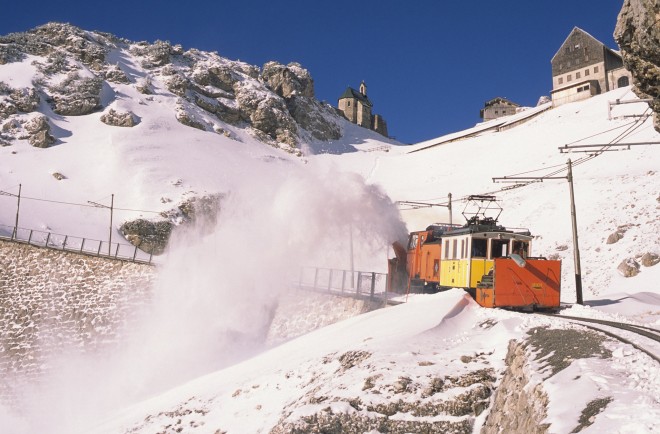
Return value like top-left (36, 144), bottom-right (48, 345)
top-left (397, 104), bottom-right (654, 210)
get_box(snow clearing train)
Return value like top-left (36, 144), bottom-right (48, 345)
top-left (387, 195), bottom-right (561, 310)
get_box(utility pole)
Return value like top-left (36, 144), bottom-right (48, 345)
top-left (567, 160), bottom-right (583, 305)
top-left (88, 194), bottom-right (114, 256)
top-left (448, 192), bottom-right (453, 227)
top-left (14, 184), bottom-right (21, 240)
top-left (492, 159), bottom-right (584, 305)
top-left (0, 184), bottom-right (21, 240)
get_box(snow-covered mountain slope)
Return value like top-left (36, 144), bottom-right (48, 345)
top-left (0, 23), bottom-right (398, 248)
top-left (1, 23), bottom-right (659, 434)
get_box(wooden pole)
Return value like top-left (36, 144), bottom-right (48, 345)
top-left (567, 159), bottom-right (583, 305)
top-left (13, 184), bottom-right (21, 240)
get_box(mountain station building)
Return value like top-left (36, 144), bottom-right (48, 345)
top-left (551, 27), bottom-right (633, 107)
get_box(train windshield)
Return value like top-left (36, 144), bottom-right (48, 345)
top-left (512, 240), bottom-right (529, 258)
top-left (471, 239), bottom-right (487, 257)
top-left (491, 239), bottom-right (509, 258)
top-left (408, 234), bottom-right (419, 250)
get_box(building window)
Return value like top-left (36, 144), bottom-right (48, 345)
top-left (576, 71), bottom-right (581, 79)
top-left (567, 74), bottom-right (572, 82)
top-left (347, 101), bottom-right (351, 107)
top-left (594, 66), bottom-right (599, 73)
top-left (566, 47), bottom-right (571, 54)
top-left (558, 77), bottom-right (563, 84)
top-left (585, 69), bottom-right (590, 76)
top-left (618, 76), bottom-right (630, 87)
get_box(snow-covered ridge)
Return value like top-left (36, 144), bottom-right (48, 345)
top-left (0, 22), bottom-right (353, 152)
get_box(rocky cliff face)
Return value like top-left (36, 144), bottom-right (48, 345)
top-left (0, 22), bottom-right (343, 151)
top-left (615, 0), bottom-right (660, 132)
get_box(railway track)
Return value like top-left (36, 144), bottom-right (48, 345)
top-left (539, 312), bottom-right (660, 363)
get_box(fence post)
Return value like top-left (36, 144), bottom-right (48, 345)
top-left (114, 243), bottom-right (120, 258)
top-left (313, 268), bottom-right (319, 290)
top-left (11, 226), bottom-right (15, 241)
top-left (97, 241), bottom-right (102, 255)
top-left (328, 269), bottom-right (333, 292)
top-left (357, 272), bottom-right (362, 295)
top-left (45, 232), bottom-right (51, 247)
top-left (28, 230), bottom-right (33, 244)
top-left (62, 235), bottom-right (68, 250)
top-left (149, 249), bottom-right (153, 264)
top-left (80, 238), bottom-right (85, 253)
top-left (370, 272), bottom-right (376, 300)
top-left (132, 245), bottom-right (138, 262)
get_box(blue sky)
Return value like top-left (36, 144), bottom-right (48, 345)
top-left (2, 1), bottom-right (626, 144)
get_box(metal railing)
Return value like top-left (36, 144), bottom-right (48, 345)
top-left (296, 266), bottom-right (391, 301)
top-left (0, 224), bottom-right (154, 264)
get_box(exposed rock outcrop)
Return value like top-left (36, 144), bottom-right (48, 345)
top-left (0, 22), bottom-right (354, 154)
top-left (47, 72), bottom-right (102, 115)
top-left (24, 114), bottom-right (54, 147)
top-left (482, 340), bottom-right (550, 434)
top-left (615, 0), bottom-right (660, 132)
top-left (0, 83), bottom-right (39, 120)
top-left (120, 219), bottom-right (172, 255)
top-left (121, 194), bottom-right (222, 254)
top-left (262, 61), bottom-right (314, 99)
top-left (100, 108), bottom-right (136, 127)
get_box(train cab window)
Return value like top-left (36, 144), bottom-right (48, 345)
top-left (471, 239), bottom-right (487, 258)
top-left (408, 234), bottom-right (419, 250)
top-left (512, 241), bottom-right (529, 258)
top-left (491, 239), bottom-right (509, 258)
top-left (460, 239), bottom-right (465, 259)
top-left (444, 240), bottom-right (449, 259)
top-left (452, 240), bottom-right (457, 259)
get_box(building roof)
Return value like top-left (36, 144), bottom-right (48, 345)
top-left (551, 27), bottom-right (606, 63)
top-left (484, 97), bottom-right (520, 108)
top-left (338, 87), bottom-right (373, 107)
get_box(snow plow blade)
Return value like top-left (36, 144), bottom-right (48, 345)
top-left (475, 258), bottom-right (561, 310)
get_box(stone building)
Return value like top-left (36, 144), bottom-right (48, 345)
top-left (338, 81), bottom-right (388, 137)
top-left (551, 27), bottom-right (632, 106)
top-left (480, 97), bottom-right (521, 121)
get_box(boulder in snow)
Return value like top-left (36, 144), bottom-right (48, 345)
top-left (617, 258), bottom-right (640, 277)
top-left (100, 108), bottom-right (136, 127)
top-left (25, 115), bottom-right (55, 148)
top-left (640, 252), bottom-right (659, 267)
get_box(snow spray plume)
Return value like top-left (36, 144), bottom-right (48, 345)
top-left (5, 159), bottom-right (406, 433)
